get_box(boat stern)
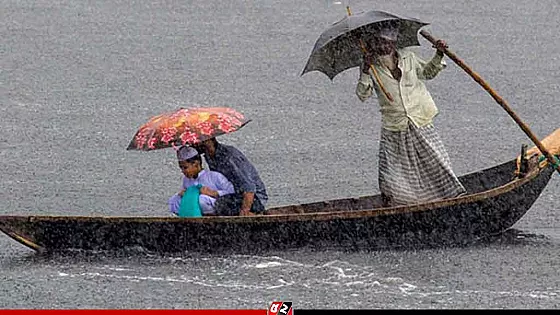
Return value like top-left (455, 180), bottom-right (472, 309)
top-left (0, 216), bottom-right (45, 252)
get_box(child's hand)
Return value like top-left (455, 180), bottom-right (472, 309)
top-left (200, 186), bottom-right (217, 198)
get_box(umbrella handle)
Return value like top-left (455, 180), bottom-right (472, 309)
top-left (419, 29), bottom-right (560, 174)
top-left (347, 6), bottom-right (394, 102)
top-left (359, 40), bottom-right (395, 102)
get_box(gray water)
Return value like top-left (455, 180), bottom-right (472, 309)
top-left (1, 0), bottom-right (559, 309)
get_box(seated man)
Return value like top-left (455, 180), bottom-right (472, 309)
top-left (193, 137), bottom-right (268, 216)
top-left (168, 146), bottom-right (234, 216)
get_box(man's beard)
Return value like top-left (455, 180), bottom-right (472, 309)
top-left (378, 52), bottom-right (396, 70)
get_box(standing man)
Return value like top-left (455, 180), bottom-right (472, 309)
top-left (194, 138), bottom-right (268, 216)
top-left (356, 22), bottom-right (466, 206)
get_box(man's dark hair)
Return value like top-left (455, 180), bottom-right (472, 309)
top-left (208, 137), bottom-right (218, 146)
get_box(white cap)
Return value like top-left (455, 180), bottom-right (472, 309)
top-left (176, 146), bottom-right (199, 161)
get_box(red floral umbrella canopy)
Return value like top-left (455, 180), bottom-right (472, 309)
top-left (127, 107), bottom-right (250, 151)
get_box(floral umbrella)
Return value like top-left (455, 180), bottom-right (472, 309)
top-left (127, 107), bottom-right (250, 151)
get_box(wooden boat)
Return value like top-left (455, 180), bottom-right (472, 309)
top-left (0, 149), bottom-right (556, 254)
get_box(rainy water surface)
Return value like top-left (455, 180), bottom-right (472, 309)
top-left (1, 0), bottom-right (559, 309)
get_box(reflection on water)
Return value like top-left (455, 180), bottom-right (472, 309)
top-left (1, 228), bottom-right (558, 308)
top-left (2, 228), bottom-right (556, 265)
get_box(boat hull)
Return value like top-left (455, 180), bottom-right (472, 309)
top-left (0, 159), bottom-right (554, 253)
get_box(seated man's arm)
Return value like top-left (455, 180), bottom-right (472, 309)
top-left (240, 192), bottom-right (256, 216)
top-left (228, 156), bottom-right (258, 215)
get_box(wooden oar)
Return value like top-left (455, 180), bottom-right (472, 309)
top-left (420, 29), bottom-right (560, 174)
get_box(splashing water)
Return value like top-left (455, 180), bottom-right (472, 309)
top-left (326, 0), bottom-right (349, 9)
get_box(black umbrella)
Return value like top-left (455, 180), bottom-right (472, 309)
top-left (301, 10), bottom-right (429, 80)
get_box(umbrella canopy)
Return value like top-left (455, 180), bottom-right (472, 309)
top-left (301, 10), bottom-right (429, 80)
top-left (127, 107), bottom-right (250, 151)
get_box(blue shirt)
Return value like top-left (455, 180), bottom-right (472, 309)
top-left (205, 143), bottom-right (268, 206)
